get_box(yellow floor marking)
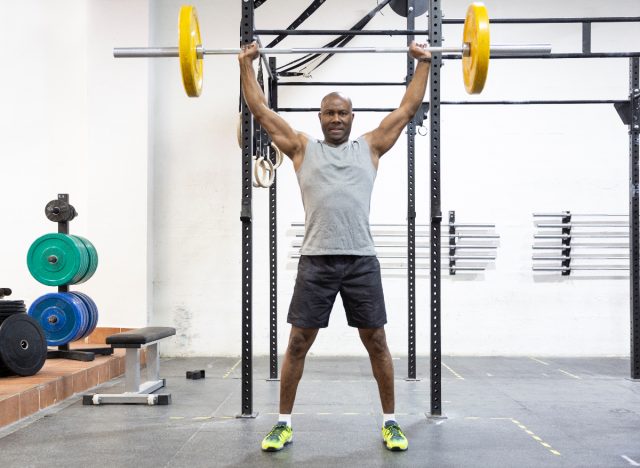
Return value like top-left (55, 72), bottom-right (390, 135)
top-left (193, 416), bottom-right (213, 421)
top-left (558, 369), bottom-right (581, 379)
top-left (510, 419), bottom-right (561, 457)
top-left (529, 357), bottom-right (550, 366)
top-left (223, 359), bottom-right (241, 379)
top-left (170, 417), bottom-right (185, 420)
top-left (442, 362), bottom-right (465, 380)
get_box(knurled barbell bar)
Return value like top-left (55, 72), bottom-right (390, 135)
top-left (114, 3), bottom-right (552, 97)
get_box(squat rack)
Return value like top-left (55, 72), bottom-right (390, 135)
top-left (238, 0), bottom-right (640, 419)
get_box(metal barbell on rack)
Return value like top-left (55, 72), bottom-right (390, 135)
top-left (113, 3), bottom-right (552, 97)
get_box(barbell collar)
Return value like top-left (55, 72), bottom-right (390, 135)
top-left (113, 43), bottom-right (551, 58)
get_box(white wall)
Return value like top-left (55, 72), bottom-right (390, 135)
top-left (1, 0), bottom-right (639, 357)
top-left (0, 0), bottom-right (151, 327)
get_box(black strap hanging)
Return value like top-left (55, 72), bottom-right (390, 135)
top-left (276, 0), bottom-right (393, 76)
top-left (267, 0), bottom-right (328, 48)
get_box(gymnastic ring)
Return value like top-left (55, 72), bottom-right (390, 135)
top-left (271, 142), bottom-right (284, 169)
top-left (253, 156), bottom-right (275, 188)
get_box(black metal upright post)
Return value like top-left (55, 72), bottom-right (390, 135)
top-left (428, 0), bottom-right (443, 417)
top-left (406, 0), bottom-right (418, 382)
top-left (268, 57), bottom-right (279, 381)
top-left (629, 57), bottom-right (640, 380)
top-left (46, 194), bottom-right (112, 361)
top-left (58, 195), bottom-right (70, 354)
top-left (239, 0), bottom-right (257, 418)
top-left (582, 22), bottom-right (591, 54)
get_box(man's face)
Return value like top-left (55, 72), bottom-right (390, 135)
top-left (318, 95), bottom-right (354, 146)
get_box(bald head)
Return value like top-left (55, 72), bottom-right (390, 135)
top-left (320, 92), bottom-right (352, 112)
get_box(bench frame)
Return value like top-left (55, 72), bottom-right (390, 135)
top-left (83, 327), bottom-right (175, 406)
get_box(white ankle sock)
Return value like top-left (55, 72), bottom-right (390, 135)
top-left (278, 414), bottom-right (292, 427)
top-left (383, 413), bottom-right (396, 424)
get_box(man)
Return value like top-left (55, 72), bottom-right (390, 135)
top-left (238, 41), bottom-right (431, 452)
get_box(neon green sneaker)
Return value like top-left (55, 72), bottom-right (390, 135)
top-left (382, 421), bottom-right (408, 451)
top-left (261, 422), bottom-right (293, 451)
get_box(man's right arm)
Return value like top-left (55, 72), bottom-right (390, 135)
top-left (239, 43), bottom-right (306, 167)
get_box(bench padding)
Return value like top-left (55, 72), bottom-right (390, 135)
top-left (106, 327), bottom-right (176, 346)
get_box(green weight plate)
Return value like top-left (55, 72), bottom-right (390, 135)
top-left (27, 234), bottom-right (89, 286)
top-left (71, 236), bottom-right (99, 283)
top-left (70, 236), bottom-right (91, 284)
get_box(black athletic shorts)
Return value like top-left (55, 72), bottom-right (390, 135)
top-left (288, 255), bottom-right (387, 329)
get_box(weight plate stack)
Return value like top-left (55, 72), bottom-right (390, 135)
top-left (27, 293), bottom-right (89, 346)
top-left (0, 300), bottom-right (26, 322)
top-left (44, 199), bottom-right (77, 223)
top-left (0, 314), bottom-right (47, 377)
top-left (71, 236), bottom-right (99, 284)
top-left (27, 234), bottom-right (90, 286)
top-left (69, 292), bottom-right (99, 338)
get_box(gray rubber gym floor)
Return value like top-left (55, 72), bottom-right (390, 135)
top-left (0, 356), bottom-right (638, 467)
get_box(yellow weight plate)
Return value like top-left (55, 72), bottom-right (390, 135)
top-left (462, 3), bottom-right (490, 94)
top-left (179, 5), bottom-right (203, 97)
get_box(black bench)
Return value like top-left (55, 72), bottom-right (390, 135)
top-left (83, 326), bottom-right (176, 406)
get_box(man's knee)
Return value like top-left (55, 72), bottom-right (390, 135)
top-left (286, 328), bottom-right (317, 358)
top-left (360, 328), bottom-right (389, 355)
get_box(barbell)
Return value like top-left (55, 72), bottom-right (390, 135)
top-left (114, 3), bottom-right (552, 97)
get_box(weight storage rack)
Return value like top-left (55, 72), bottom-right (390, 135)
top-left (44, 194), bottom-right (113, 362)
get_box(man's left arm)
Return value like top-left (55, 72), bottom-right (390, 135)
top-left (363, 42), bottom-right (431, 161)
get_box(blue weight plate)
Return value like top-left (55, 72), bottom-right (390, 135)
top-left (65, 292), bottom-right (91, 341)
top-left (66, 293), bottom-right (89, 342)
top-left (69, 292), bottom-right (98, 339)
top-left (27, 293), bottom-right (88, 346)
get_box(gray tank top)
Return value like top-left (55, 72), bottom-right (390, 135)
top-left (296, 136), bottom-right (377, 255)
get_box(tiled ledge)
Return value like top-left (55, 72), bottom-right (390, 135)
top-left (0, 327), bottom-right (144, 430)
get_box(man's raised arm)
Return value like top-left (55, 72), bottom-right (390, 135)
top-left (238, 42), bottom-right (306, 163)
top-left (364, 41), bottom-right (432, 161)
